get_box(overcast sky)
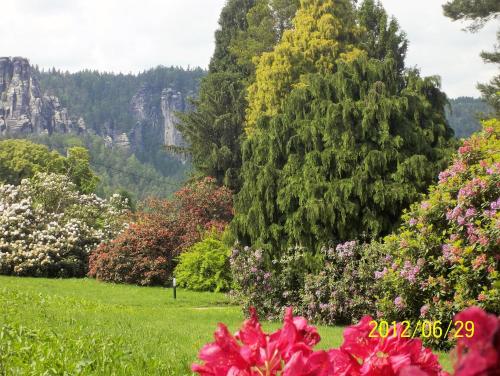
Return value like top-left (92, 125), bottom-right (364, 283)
top-left (1, 0), bottom-right (497, 98)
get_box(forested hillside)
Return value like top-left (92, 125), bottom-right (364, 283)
top-left (0, 64), bottom-right (207, 199)
top-left (37, 66), bottom-right (205, 135)
top-left (446, 97), bottom-right (493, 138)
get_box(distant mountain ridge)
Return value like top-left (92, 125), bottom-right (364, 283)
top-left (0, 56), bottom-right (206, 199)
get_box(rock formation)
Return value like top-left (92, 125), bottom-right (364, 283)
top-left (129, 84), bottom-right (187, 157)
top-left (0, 57), bottom-right (84, 136)
top-left (0, 57), bottom-right (189, 159)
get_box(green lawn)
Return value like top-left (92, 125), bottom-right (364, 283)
top-left (0, 276), bottom-right (451, 375)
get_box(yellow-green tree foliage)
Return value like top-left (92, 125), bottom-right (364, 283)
top-left (0, 139), bottom-right (98, 193)
top-left (245, 0), bottom-right (362, 132)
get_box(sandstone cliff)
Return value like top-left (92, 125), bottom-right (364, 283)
top-left (0, 57), bottom-right (84, 136)
top-left (0, 57), bottom-right (190, 158)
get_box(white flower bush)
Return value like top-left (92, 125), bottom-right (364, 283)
top-left (0, 173), bottom-right (128, 277)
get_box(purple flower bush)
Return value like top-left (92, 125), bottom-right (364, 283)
top-left (375, 119), bottom-right (500, 348)
top-left (230, 245), bottom-right (321, 319)
top-left (301, 241), bottom-right (382, 325)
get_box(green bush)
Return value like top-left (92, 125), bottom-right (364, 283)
top-left (229, 245), bottom-right (322, 320)
top-left (174, 235), bottom-right (232, 292)
top-left (375, 119), bottom-right (500, 348)
top-left (301, 241), bottom-right (382, 325)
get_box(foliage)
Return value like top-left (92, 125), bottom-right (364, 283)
top-left (0, 173), bottom-right (127, 278)
top-left (0, 139), bottom-right (98, 193)
top-left (357, 0), bottom-right (408, 74)
top-left (233, 55), bottom-right (455, 254)
top-left (245, 0), bottom-right (362, 132)
top-left (375, 120), bottom-right (500, 347)
top-left (88, 177), bottom-right (233, 286)
top-left (192, 306), bottom-right (500, 375)
top-left (446, 97), bottom-right (493, 138)
top-left (477, 31), bottom-right (500, 115)
top-left (229, 0), bottom-right (300, 78)
top-left (30, 132), bottom-right (187, 200)
top-left (301, 241), bottom-right (382, 325)
top-left (178, 0), bottom-right (256, 191)
top-left (230, 245), bottom-right (321, 320)
top-left (174, 234), bottom-right (232, 292)
top-left (179, 0), bottom-right (301, 190)
top-left (88, 210), bottom-right (177, 286)
top-left (442, 0), bottom-right (499, 31)
top-left (178, 73), bottom-right (246, 190)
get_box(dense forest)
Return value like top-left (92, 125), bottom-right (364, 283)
top-left (37, 66), bottom-right (205, 134)
top-left (446, 97), bottom-right (493, 138)
top-left (18, 66), bottom-right (208, 199)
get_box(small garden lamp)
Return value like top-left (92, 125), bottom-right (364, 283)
top-left (173, 278), bottom-right (177, 299)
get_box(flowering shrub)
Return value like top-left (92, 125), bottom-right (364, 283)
top-left (193, 306), bottom-right (500, 375)
top-left (89, 177), bottom-right (233, 286)
top-left (301, 241), bottom-right (382, 325)
top-left (0, 173), bottom-right (127, 277)
top-left (174, 233), bottom-right (232, 292)
top-left (375, 120), bottom-right (500, 346)
top-left (230, 246), bottom-right (321, 320)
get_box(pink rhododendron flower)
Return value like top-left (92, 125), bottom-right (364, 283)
top-left (193, 307), bottom-right (499, 376)
top-left (420, 305), bottom-right (430, 317)
top-left (453, 307), bottom-right (500, 376)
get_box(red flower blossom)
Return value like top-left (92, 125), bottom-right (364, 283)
top-left (193, 307), bottom-right (500, 376)
top-left (453, 307), bottom-right (500, 376)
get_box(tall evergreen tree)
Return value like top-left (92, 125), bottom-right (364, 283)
top-left (209, 0), bottom-right (257, 74)
top-left (179, 0), bottom-right (299, 190)
top-left (357, 0), bottom-right (408, 74)
top-left (229, 0), bottom-right (300, 78)
top-left (178, 0), bottom-right (256, 190)
top-left (232, 1), bottom-right (455, 253)
top-left (245, 0), bottom-right (362, 132)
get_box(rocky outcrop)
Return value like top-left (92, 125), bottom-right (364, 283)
top-left (129, 84), bottom-right (187, 156)
top-left (0, 57), bottom-right (84, 136)
top-left (0, 57), bottom-right (190, 159)
top-left (161, 88), bottom-right (185, 148)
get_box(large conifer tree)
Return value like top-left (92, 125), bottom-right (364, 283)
top-left (179, 0), bottom-right (299, 190)
top-left (245, 0), bottom-right (363, 132)
top-left (178, 0), bottom-right (256, 190)
top-left (232, 0), bottom-right (455, 253)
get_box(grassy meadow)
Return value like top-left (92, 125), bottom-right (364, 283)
top-left (0, 276), bottom-right (452, 375)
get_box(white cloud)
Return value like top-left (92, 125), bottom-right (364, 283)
top-left (0, 0), bottom-right (497, 98)
top-left (380, 0), bottom-right (498, 98)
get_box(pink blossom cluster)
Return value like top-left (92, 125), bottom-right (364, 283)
top-left (438, 160), bottom-right (467, 184)
top-left (399, 259), bottom-right (424, 283)
top-left (193, 307), bottom-right (500, 376)
top-left (453, 307), bottom-right (500, 376)
top-left (457, 178), bottom-right (488, 202)
top-left (335, 241), bottom-right (357, 259)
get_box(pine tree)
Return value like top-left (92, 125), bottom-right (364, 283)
top-left (179, 0), bottom-right (299, 190)
top-left (357, 0), bottom-right (408, 74)
top-left (178, 73), bottom-right (246, 188)
top-left (232, 1), bottom-right (455, 253)
top-left (209, 0), bottom-right (257, 74)
top-left (245, 0), bottom-right (363, 132)
top-left (178, 0), bottom-right (256, 190)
